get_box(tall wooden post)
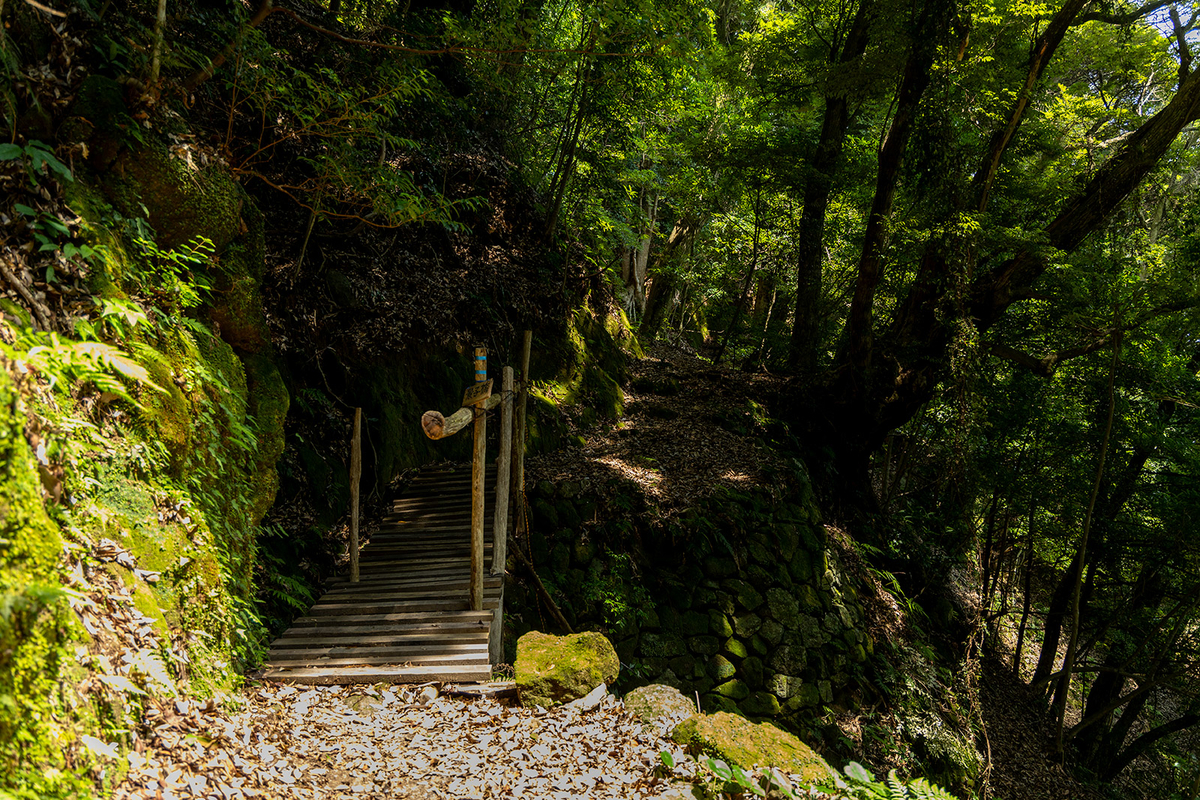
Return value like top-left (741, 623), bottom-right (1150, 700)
top-left (470, 347), bottom-right (487, 612)
top-left (511, 331), bottom-right (532, 532)
top-left (493, 366), bottom-right (514, 575)
top-left (349, 408), bottom-right (362, 583)
top-left (490, 366), bottom-right (514, 664)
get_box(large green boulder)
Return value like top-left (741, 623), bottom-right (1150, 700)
top-left (672, 712), bottom-right (835, 785)
top-left (515, 631), bottom-right (619, 708)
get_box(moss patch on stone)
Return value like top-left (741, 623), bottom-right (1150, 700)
top-left (0, 369), bottom-right (91, 798)
top-left (672, 712), bottom-right (835, 786)
top-left (515, 631), bottom-right (619, 708)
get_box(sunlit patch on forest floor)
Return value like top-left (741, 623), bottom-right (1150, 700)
top-left (527, 343), bottom-right (787, 512)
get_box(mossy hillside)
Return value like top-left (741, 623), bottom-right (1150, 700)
top-left (0, 116), bottom-right (288, 795)
top-left (0, 368), bottom-right (93, 799)
top-left (525, 306), bottom-right (640, 453)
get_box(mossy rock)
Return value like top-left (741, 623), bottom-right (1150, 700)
top-left (624, 684), bottom-right (696, 731)
top-left (706, 654), bottom-right (736, 681)
top-left (672, 712), bottom-right (836, 784)
top-left (679, 610), bottom-right (707, 636)
top-left (741, 691), bottom-right (781, 717)
top-left (720, 633), bottom-right (748, 662)
top-left (210, 190), bottom-right (270, 352)
top-left (709, 609), bottom-right (733, 638)
top-left (701, 694), bottom-right (742, 715)
top-left (713, 679), bottom-right (750, 701)
top-left (515, 631), bottom-right (619, 708)
top-left (641, 632), bottom-right (686, 659)
top-left (732, 613), bottom-right (762, 638)
top-left (107, 139), bottom-right (244, 251)
top-left (721, 579), bottom-right (764, 611)
top-left (765, 587), bottom-right (801, 628)
top-left (741, 656), bottom-right (764, 688)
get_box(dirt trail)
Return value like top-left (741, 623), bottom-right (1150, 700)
top-left (528, 343), bottom-right (789, 512)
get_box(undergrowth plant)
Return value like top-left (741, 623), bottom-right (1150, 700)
top-left (670, 753), bottom-right (961, 800)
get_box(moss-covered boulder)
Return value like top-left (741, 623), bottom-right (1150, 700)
top-left (515, 631), bottom-right (619, 708)
top-left (623, 684), bottom-right (696, 733)
top-left (672, 712), bottom-right (835, 785)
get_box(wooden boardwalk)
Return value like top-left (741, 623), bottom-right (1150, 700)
top-left (261, 464), bottom-right (502, 684)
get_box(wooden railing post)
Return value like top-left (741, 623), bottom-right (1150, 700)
top-left (349, 408), bottom-right (362, 583)
top-left (470, 347), bottom-right (487, 612)
top-left (490, 365), bottom-right (514, 665)
top-left (511, 330), bottom-right (532, 533)
top-left (493, 366), bottom-right (514, 575)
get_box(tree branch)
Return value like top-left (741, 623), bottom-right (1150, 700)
top-left (973, 0), bottom-right (1091, 213)
top-left (0, 253), bottom-right (52, 331)
top-left (984, 298), bottom-right (1200, 376)
top-left (1077, 0), bottom-right (1175, 25)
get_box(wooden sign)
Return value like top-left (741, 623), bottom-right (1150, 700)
top-left (463, 379), bottom-right (493, 407)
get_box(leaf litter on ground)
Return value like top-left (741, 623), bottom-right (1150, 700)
top-left (114, 682), bottom-right (706, 799)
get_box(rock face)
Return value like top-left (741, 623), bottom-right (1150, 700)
top-left (672, 712), bottom-right (836, 786)
top-left (515, 631), bottom-right (619, 708)
top-left (623, 684), bottom-right (696, 734)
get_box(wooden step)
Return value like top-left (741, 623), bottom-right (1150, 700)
top-left (267, 644), bottom-right (488, 662)
top-left (261, 664), bottom-right (492, 685)
top-left (265, 651), bottom-right (490, 668)
top-left (290, 610), bottom-right (491, 626)
top-left (304, 598), bottom-right (499, 616)
top-left (276, 619), bottom-right (489, 637)
top-left (271, 630), bottom-right (489, 649)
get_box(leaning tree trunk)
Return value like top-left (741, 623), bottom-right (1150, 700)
top-left (639, 218), bottom-right (699, 343)
top-left (788, 0), bottom-right (874, 374)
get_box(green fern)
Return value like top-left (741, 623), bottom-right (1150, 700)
top-left (836, 762), bottom-right (961, 800)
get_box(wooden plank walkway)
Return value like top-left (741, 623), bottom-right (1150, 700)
top-left (261, 464), bottom-right (502, 684)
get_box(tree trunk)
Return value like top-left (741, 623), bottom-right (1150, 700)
top-left (1103, 713), bottom-right (1200, 782)
top-left (788, 0), bottom-right (874, 374)
top-left (1032, 549), bottom-right (1083, 688)
top-left (716, 185), bottom-right (763, 363)
top-left (1013, 491), bottom-right (1035, 675)
top-left (640, 218), bottom-right (700, 342)
top-left (1052, 331), bottom-right (1120, 755)
top-left (842, 0), bottom-right (943, 373)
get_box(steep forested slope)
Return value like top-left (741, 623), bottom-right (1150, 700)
top-left (2, 0), bottom-right (1200, 798)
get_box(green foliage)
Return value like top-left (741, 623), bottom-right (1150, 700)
top-left (0, 140), bottom-right (72, 186)
top-left (686, 755), bottom-right (962, 799)
top-left (833, 762), bottom-right (960, 800)
top-left (579, 553), bottom-right (653, 635)
top-left (221, 29), bottom-right (481, 231)
top-left (8, 330), bottom-right (161, 407)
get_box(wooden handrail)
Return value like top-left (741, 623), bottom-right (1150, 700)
top-left (420, 392), bottom-right (503, 440)
top-left (417, 331), bottom-right (530, 658)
